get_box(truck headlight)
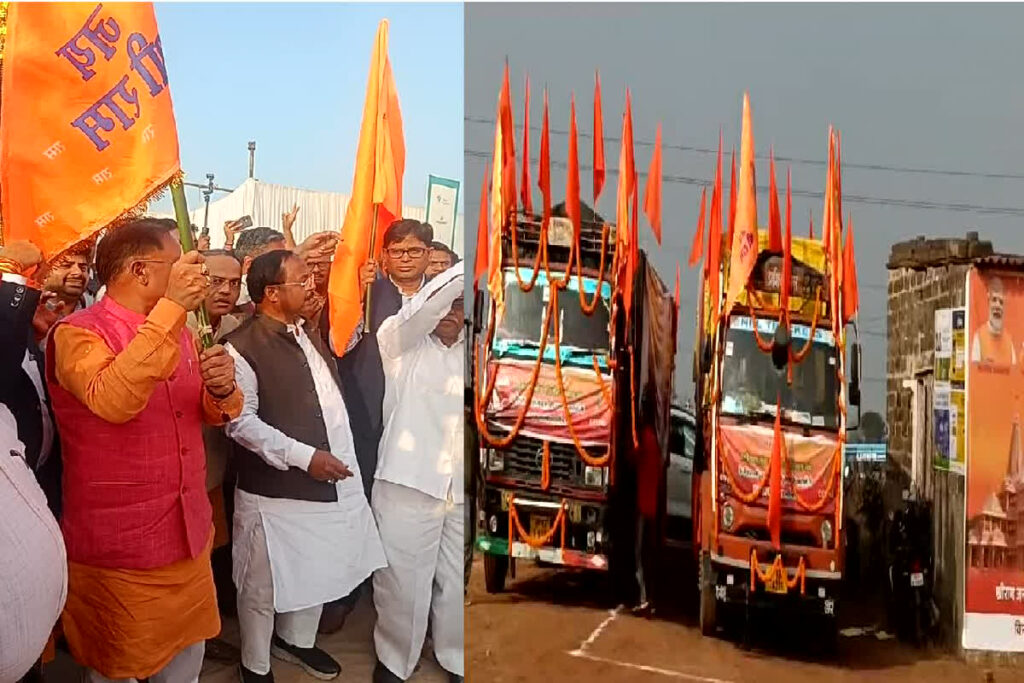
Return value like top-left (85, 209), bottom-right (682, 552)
top-left (488, 450), bottom-right (504, 472)
top-left (721, 503), bottom-right (735, 531)
top-left (821, 519), bottom-right (833, 547)
top-left (584, 466), bottom-right (607, 487)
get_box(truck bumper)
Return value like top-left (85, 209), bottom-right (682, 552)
top-left (708, 556), bottom-right (840, 618)
top-left (475, 534), bottom-right (609, 570)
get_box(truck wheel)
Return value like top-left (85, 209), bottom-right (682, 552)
top-left (483, 553), bottom-right (508, 594)
top-left (699, 551), bottom-right (718, 636)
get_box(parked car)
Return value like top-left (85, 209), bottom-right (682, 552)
top-left (665, 404), bottom-right (697, 545)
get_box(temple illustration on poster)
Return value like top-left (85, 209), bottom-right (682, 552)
top-left (969, 416), bottom-right (1024, 570)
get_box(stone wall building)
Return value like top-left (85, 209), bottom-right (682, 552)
top-left (886, 233), bottom-right (991, 650)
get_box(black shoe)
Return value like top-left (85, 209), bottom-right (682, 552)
top-left (372, 660), bottom-right (404, 683)
top-left (238, 665), bottom-right (274, 683)
top-left (270, 635), bottom-right (341, 681)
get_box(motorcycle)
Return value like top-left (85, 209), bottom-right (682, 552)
top-left (886, 493), bottom-right (935, 646)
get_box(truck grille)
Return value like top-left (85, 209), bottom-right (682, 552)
top-left (498, 436), bottom-right (607, 489)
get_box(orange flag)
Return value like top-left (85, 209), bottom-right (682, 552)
top-left (782, 167), bottom-right (792, 310)
top-left (615, 90), bottom-right (636, 288)
top-left (688, 186), bottom-right (707, 267)
top-left (593, 71), bottom-right (606, 203)
top-left (768, 148), bottom-right (782, 253)
top-left (643, 123), bottom-right (663, 245)
top-left (767, 402), bottom-right (784, 550)
top-left (539, 88), bottom-right (551, 229)
top-left (674, 261), bottom-right (681, 316)
top-left (497, 62), bottom-right (517, 222)
top-left (520, 75), bottom-right (532, 215)
top-left (489, 107), bottom-right (507, 321)
top-left (0, 3), bottom-right (180, 259)
top-left (566, 94), bottom-right (582, 247)
top-left (843, 213), bottom-right (859, 323)
top-left (822, 129), bottom-right (834, 257)
top-left (474, 165), bottom-right (490, 289)
top-left (808, 210), bottom-right (815, 240)
top-left (326, 19), bottom-right (405, 355)
top-left (726, 148), bottom-right (737, 247)
top-left (624, 172), bottom-right (639, 320)
top-left (724, 93), bottom-right (759, 317)
top-left (706, 132), bottom-right (723, 323)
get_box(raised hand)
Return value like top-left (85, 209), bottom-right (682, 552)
top-left (165, 251), bottom-right (209, 311)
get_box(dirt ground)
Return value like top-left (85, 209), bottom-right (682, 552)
top-left (42, 592), bottom-right (447, 682)
top-left (465, 551), bottom-right (1024, 683)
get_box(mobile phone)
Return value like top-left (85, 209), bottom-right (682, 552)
top-left (200, 225), bottom-right (210, 237)
top-left (234, 215), bottom-right (254, 230)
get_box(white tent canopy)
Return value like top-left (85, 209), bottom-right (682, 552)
top-left (163, 178), bottom-right (464, 256)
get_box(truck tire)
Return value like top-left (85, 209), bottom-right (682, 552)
top-left (699, 551), bottom-right (717, 636)
top-left (483, 553), bottom-right (508, 594)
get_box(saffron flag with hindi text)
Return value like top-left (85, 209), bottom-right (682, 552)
top-left (1, 2), bottom-right (180, 259)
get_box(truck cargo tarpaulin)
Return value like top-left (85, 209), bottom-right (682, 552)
top-left (719, 423), bottom-right (837, 511)
top-left (486, 359), bottom-right (611, 446)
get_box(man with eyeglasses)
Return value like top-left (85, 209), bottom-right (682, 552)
top-left (44, 218), bottom-right (243, 683)
top-left (186, 249), bottom-right (246, 663)
top-left (223, 250), bottom-right (385, 683)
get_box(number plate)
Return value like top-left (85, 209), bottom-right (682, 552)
top-left (910, 572), bottom-right (924, 587)
top-left (530, 515), bottom-right (552, 540)
top-left (765, 570), bottom-right (788, 595)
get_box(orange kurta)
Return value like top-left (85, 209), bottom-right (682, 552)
top-left (61, 533), bottom-right (220, 679)
top-left (972, 325), bottom-right (1016, 367)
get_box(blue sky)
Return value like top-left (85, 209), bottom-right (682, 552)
top-left (152, 3), bottom-right (463, 214)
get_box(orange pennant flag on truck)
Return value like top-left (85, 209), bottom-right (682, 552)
top-left (593, 71), bottom-right (606, 203)
top-left (706, 132), bottom-right (723, 324)
top-left (726, 148), bottom-right (737, 248)
top-left (615, 90), bottom-right (636, 289)
top-left (328, 19), bottom-right (405, 356)
top-left (497, 61), bottom-right (517, 222)
top-left (768, 148), bottom-right (782, 253)
top-left (520, 76), bottom-right (532, 215)
top-left (643, 123), bottom-right (663, 245)
top-left (843, 214), bottom-right (859, 323)
top-left (539, 88), bottom-right (551, 229)
top-left (0, 2), bottom-right (181, 259)
top-left (474, 164), bottom-right (490, 289)
top-left (724, 93), bottom-right (759, 317)
top-left (566, 94), bottom-right (582, 247)
top-left (688, 186), bottom-right (707, 267)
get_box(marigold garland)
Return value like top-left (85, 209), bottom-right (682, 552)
top-left (508, 498), bottom-right (567, 549)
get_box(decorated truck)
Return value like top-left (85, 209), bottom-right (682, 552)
top-left (691, 104), bottom-right (861, 646)
top-left (472, 207), bottom-right (677, 602)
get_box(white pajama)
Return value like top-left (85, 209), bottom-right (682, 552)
top-left (232, 499), bottom-right (324, 675)
top-left (85, 643), bottom-right (205, 683)
top-left (371, 480), bottom-right (464, 679)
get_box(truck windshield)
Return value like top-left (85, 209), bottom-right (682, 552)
top-left (720, 315), bottom-right (840, 430)
top-left (495, 269), bottom-right (611, 352)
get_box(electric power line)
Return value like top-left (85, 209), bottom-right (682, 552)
top-left (464, 149), bottom-right (1024, 218)
top-left (466, 115), bottom-right (1024, 181)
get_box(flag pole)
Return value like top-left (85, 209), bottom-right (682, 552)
top-left (362, 203), bottom-right (380, 333)
top-left (170, 180), bottom-right (214, 349)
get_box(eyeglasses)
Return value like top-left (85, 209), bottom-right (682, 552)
top-left (385, 247), bottom-right (427, 260)
top-left (208, 276), bottom-right (242, 291)
top-left (271, 272), bottom-right (315, 289)
top-left (308, 261), bottom-right (331, 273)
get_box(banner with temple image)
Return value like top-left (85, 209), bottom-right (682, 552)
top-left (0, 2), bottom-right (180, 258)
top-left (963, 267), bottom-right (1024, 651)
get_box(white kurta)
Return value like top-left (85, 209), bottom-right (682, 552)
top-left (376, 265), bottom-right (465, 504)
top-left (373, 264), bottom-right (465, 678)
top-left (0, 404), bottom-right (67, 682)
top-left (226, 322), bottom-right (386, 614)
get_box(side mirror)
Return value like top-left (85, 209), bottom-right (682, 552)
top-left (849, 342), bottom-right (862, 408)
top-left (473, 290), bottom-right (485, 335)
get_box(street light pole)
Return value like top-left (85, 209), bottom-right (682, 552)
top-left (248, 141), bottom-right (256, 179)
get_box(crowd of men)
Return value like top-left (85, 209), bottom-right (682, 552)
top-left (1, 211), bottom-right (465, 683)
